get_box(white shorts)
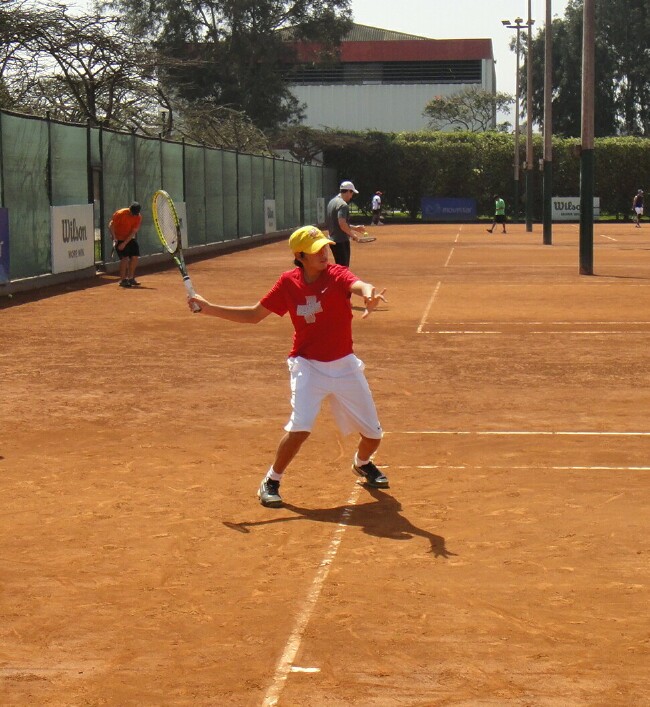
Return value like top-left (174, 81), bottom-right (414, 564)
top-left (284, 354), bottom-right (383, 439)
top-left (635, 207), bottom-right (644, 215)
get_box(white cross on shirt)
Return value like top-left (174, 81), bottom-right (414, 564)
top-left (296, 295), bottom-right (322, 323)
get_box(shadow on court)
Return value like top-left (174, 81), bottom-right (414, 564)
top-left (223, 486), bottom-right (455, 559)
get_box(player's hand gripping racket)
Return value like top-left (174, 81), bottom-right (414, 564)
top-left (152, 190), bottom-right (201, 312)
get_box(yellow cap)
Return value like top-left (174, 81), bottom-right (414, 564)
top-left (289, 226), bottom-right (334, 254)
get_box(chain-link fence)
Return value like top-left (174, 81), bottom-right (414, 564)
top-left (0, 109), bottom-right (336, 286)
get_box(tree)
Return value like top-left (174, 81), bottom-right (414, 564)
top-left (0, 2), bottom-right (168, 130)
top-left (107, 0), bottom-right (353, 133)
top-left (175, 100), bottom-right (271, 152)
top-left (423, 87), bottom-right (514, 133)
top-left (270, 125), bottom-right (368, 164)
top-left (525, 0), bottom-right (650, 137)
top-left (0, 2), bottom-right (289, 149)
top-left (0, 0), bottom-right (51, 109)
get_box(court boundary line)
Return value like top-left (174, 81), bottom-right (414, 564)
top-left (384, 464), bottom-right (650, 471)
top-left (416, 281), bottom-right (441, 334)
top-left (385, 430), bottom-right (650, 436)
top-left (421, 330), bottom-right (650, 335)
top-left (443, 248), bottom-right (455, 267)
top-left (262, 483), bottom-right (363, 706)
top-left (418, 320), bottom-right (650, 335)
top-left (423, 320), bottom-right (650, 325)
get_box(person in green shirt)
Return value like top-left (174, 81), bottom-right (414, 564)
top-left (487, 195), bottom-right (507, 234)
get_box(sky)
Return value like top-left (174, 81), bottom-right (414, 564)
top-left (349, 0), bottom-right (571, 100)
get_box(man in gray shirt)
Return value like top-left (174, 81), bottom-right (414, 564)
top-left (326, 180), bottom-right (366, 266)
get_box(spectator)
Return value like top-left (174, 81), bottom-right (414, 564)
top-left (371, 191), bottom-right (383, 225)
top-left (109, 202), bottom-right (142, 287)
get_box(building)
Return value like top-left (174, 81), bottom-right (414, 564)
top-left (285, 24), bottom-right (496, 133)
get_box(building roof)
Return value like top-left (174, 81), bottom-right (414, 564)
top-left (343, 23), bottom-right (430, 42)
top-left (291, 23), bottom-right (494, 64)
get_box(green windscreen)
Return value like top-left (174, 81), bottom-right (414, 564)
top-left (204, 149), bottom-right (224, 243)
top-left (3, 114), bottom-right (50, 278)
top-left (134, 135), bottom-right (162, 255)
top-left (2, 110), bottom-right (335, 280)
top-left (222, 151), bottom-right (238, 239)
top-left (238, 153), bottom-right (252, 238)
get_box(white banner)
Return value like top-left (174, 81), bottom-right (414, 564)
top-left (51, 204), bottom-right (94, 274)
top-left (552, 197), bottom-right (600, 221)
top-left (175, 201), bottom-right (189, 249)
top-left (264, 199), bottom-right (277, 234)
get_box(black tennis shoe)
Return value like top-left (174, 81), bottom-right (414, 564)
top-left (352, 460), bottom-right (389, 488)
top-left (258, 478), bottom-right (283, 507)
top-left (128, 278), bottom-right (141, 287)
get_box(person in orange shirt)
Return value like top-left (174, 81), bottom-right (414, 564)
top-left (109, 202), bottom-right (142, 287)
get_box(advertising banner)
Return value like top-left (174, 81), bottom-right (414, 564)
top-left (264, 199), bottom-right (277, 234)
top-left (421, 197), bottom-right (477, 222)
top-left (0, 208), bottom-right (9, 283)
top-left (552, 197), bottom-right (600, 221)
top-left (51, 204), bottom-right (94, 274)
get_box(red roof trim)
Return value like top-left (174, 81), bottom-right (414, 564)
top-left (294, 39), bottom-right (493, 63)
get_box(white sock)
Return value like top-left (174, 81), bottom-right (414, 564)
top-left (266, 467), bottom-right (283, 482)
top-left (354, 453), bottom-right (370, 467)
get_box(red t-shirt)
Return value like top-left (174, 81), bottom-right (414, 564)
top-left (260, 264), bottom-right (359, 361)
top-left (111, 208), bottom-right (142, 240)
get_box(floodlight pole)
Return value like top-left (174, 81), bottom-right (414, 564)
top-left (579, 0), bottom-right (595, 275)
top-left (514, 26), bottom-right (521, 224)
top-left (542, 0), bottom-right (553, 245)
top-left (502, 18), bottom-right (525, 224)
top-left (525, 0), bottom-right (534, 233)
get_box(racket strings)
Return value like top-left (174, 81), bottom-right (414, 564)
top-left (154, 195), bottom-right (179, 252)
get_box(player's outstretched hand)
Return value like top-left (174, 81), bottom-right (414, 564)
top-left (362, 288), bottom-right (387, 319)
top-left (188, 292), bottom-right (208, 313)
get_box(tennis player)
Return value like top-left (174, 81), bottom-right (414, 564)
top-left (188, 225), bottom-right (388, 508)
top-left (633, 189), bottom-right (644, 228)
top-left (326, 180), bottom-right (368, 266)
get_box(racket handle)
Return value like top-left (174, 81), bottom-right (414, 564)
top-left (183, 276), bottom-right (201, 313)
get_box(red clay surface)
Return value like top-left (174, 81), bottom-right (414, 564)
top-left (2, 223), bottom-right (650, 706)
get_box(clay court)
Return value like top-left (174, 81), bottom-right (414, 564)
top-left (2, 223), bottom-right (649, 706)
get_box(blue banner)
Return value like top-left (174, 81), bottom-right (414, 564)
top-left (0, 208), bottom-right (8, 283)
top-left (421, 197), bottom-right (476, 222)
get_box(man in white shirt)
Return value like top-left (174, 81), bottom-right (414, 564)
top-left (371, 191), bottom-right (383, 225)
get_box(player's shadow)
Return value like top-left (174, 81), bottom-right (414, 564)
top-left (223, 486), bottom-right (455, 559)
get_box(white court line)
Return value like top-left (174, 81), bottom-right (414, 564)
top-left (416, 281), bottom-right (441, 334)
top-left (425, 321), bottom-right (650, 325)
top-left (599, 234), bottom-right (618, 241)
top-left (433, 330), bottom-right (502, 334)
top-left (386, 430), bottom-right (650, 436)
top-left (262, 483), bottom-right (363, 707)
top-left (421, 319), bottom-right (650, 335)
top-left (424, 330), bottom-right (650, 335)
top-left (385, 464), bottom-right (650, 471)
top-left (443, 248), bottom-right (455, 267)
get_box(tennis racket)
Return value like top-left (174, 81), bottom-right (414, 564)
top-left (357, 233), bottom-right (376, 243)
top-left (152, 189), bottom-right (201, 312)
